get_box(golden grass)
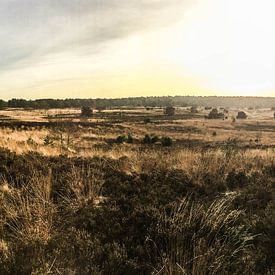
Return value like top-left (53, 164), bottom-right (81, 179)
top-left (0, 108), bottom-right (274, 160)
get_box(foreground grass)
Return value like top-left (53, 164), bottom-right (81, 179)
top-left (0, 147), bottom-right (274, 274)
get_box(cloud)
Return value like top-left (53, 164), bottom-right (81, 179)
top-left (0, 0), bottom-right (190, 72)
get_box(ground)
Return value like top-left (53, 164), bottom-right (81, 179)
top-left (0, 106), bottom-right (274, 274)
top-left (0, 106), bottom-right (274, 156)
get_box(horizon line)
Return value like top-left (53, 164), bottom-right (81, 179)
top-left (1, 94), bottom-right (275, 101)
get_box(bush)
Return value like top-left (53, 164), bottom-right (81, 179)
top-left (226, 170), bottom-right (248, 189)
top-left (164, 106), bottom-right (175, 116)
top-left (81, 106), bottom-right (93, 117)
top-left (143, 134), bottom-right (152, 144)
top-left (236, 111), bottom-right (247, 119)
top-left (126, 134), bottom-right (133, 144)
top-left (207, 108), bottom-right (225, 119)
top-left (161, 136), bottom-right (172, 147)
top-left (143, 118), bottom-right (151, 124)
top-left (116, 135), bottom-right (127, 144)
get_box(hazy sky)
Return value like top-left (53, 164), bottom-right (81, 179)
top-left (0, 0), bottom-right (274, 99)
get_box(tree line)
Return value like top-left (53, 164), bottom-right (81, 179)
top-left (0, 96), bottom-right (274, 109)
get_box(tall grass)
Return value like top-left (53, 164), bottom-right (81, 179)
top-left (0, 167), bottom-right (103, 274)
top-left (151, 195), bottom-right (253, 275)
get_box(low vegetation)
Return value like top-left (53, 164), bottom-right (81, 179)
top-left (0, 102), bottom-right (274, 274)
top-left (0, 148), bottom-right (273, 274)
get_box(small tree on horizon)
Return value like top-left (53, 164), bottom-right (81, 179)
top-left (207, 108), bottom-right (224, 119)
top-left (81, 106), bottom-right (93, 117)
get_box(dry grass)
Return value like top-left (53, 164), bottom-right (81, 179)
top-left (153, 195), bottom-right (253, 275)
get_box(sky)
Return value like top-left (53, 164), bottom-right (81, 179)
top-left (0, 0), bottom-right (274, 100)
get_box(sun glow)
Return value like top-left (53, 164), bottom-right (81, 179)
top-left (140, 0), bottom-right (275, 96)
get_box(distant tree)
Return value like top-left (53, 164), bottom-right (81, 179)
top-left (207, 108), bottom-right (224, 119)
top-left (0, 100), bottom-right (7, 110)
top-left (3, 96), bottom-right (275, 110)
top-left (236, 111), bottom-right (247, 119)
top-left (81, 106), bottom-right (93, 117)
top-left (164, 106), bottom-right (175, 116)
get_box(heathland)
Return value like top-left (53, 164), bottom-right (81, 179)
top-left (0, 100), bottom-right (274, 274)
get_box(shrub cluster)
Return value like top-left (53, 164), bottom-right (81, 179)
top-left (142, 135), bottom-right (173, 146)
top-left (115, 134), bottom-right (173, 147)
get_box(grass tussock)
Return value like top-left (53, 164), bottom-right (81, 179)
top-left (152, 195), bottom-right (253, 275)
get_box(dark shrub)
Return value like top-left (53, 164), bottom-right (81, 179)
top-left (161, 136), bottom-right (172, 147)
top-left (164, 106), bottom-right (175, 116)
top-left (126, 134), bottom-right (133, 144)
top-left (207, 108), bottom-right (224, 119)
top-left (116, 135), bottom-right (127, 144)
top-left (236, 111), bottom-right (247, 119)
top-left (144, 118), bottom-right (151, 124)
top-left (226, 170), bottom-right (248, 189)
top-left (143, 134), bottom-right (152, 144)
top-left (81, 106), bottom-right (93, 117)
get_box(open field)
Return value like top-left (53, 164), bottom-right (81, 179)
top-left (0, 107), bottom-right (274, 156)
top-left (0, 106), bottom-right (274, 274)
